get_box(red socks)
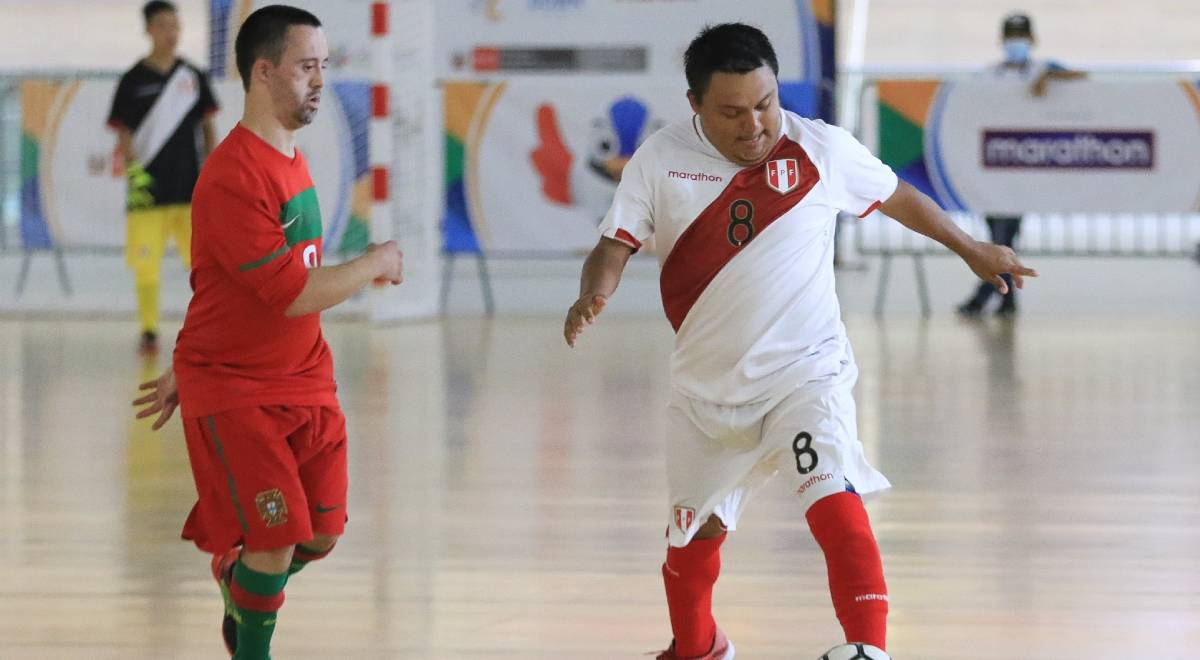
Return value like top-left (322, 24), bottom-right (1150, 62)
top-left (662, 533), bottom-right (725, 657)
top-left (661, 494), bottom-right (887, 654)
top-left (806, 492), bottom-right (888, 650)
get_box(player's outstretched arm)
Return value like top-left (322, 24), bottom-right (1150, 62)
top-left (879, 180), bottom-right (1038, 294)
top-left (1032, 68), bottom-right (1086, 97)
top-left (284, 241), bottom-right (404, 317)
top-left (564, 237), bottom-right (635, 347)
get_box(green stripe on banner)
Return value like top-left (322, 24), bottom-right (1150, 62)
top-left (444, 134), bottom-right (465, 185)
top-left (338, 214), bottom-right (370, 255)
top-left (878, 103), bottom-right (925, 171)
top-left (207, 417), bottom-right (250, 535)
top-left (20, 134), bottom-right (39, 183)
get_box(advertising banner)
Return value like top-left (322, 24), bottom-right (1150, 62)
top-left (875, 79), bottom-right (1200, 215)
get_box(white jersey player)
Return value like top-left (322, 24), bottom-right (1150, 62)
top-left (564, 23), bottom-right (1038, 660)
top-left (603, 105), bottom-right (900, 546)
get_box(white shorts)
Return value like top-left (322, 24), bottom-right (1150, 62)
top-left (665, 360), bottom-right (890, 547)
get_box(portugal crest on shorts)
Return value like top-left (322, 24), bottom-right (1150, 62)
top-left (673, 505), bottom-right (696, 532)
top-left (765, 158), bottom-right (800, 194)
top-left (255, 488), bottom-right (289, 528)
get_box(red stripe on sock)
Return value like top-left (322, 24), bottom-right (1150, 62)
top-left (230, 580), bottom-right (285, 613)
top-left (806, 492), bottom-right (888, 650)
top-left (662, 533), bottom-right (724, 657)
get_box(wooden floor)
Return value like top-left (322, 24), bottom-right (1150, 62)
top-left (0, 314), bottom-right (1197, 659)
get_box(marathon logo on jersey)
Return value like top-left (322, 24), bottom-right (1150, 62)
top-left (673, 505), bottom-right (696, 532)
top-left (255, 488), bottom-right (289, 528)
top-left (982, 129), bottom-right (1155, 170)
top-left (668, 169), bottom-right (724, 183)
top-left (764, 158), bottom-right (800, 193)
top-left (797, 472), bottom-right (834, 496)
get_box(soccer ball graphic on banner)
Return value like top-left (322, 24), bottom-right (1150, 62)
top-left (819, 643), bottom-right (891, 660)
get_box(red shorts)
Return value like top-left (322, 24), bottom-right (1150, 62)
top-left (181, 405), bottom-right (348, 553)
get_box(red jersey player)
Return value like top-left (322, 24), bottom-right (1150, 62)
top-left (132, 6), bottom-right (403, 659)
top-left (564, 24), bottom-right (1037, 660)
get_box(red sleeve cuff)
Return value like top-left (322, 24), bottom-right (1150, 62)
top-left (611, 228), bottom-right (642, 251)
top-left (857, 200), bottom-right (882, 218)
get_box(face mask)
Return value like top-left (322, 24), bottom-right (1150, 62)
top-left (1003, 38), bottom-right (1032, 63)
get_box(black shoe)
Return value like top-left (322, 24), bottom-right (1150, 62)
top-left (995, 303), bottom-right (1018, 318)
top-left (211, 547), bottom-right (241, 656)
top-left (956, 300), bottom-right (984, 318)
top-left (138, 331), bottom-right (159, 356)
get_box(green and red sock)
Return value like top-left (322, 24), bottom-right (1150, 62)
top-left (229, 561), bottom-right (287, 660)
top-left (287, 541), bottom-right (335, 577)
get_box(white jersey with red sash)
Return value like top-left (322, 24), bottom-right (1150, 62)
top-left (599, 109), bottom-right (898, 406)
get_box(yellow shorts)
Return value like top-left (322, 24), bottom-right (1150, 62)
top-left (126, 204), bottom-right (192, 279)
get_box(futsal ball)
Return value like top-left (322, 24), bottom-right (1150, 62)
top-left (819, 643), bottom-right (891, 660)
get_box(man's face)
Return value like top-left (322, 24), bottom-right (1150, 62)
top-left (265, 26), bottom-right (329, 130)
top-left (688, 66), bottom-right (782, 167)
top-left (146, 10), bottom-right (180, 54)
top-left (1002, 26), bottom-right (1035, 62)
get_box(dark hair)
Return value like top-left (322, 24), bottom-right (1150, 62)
top-left (142, 0), bottom-right (176, 25)
top-left (1002, 13), bottom-right (1033, 38)
top-left (684, 23), bottom-right (779, 102)
top-left (235, 5), bottom-right (322, 91)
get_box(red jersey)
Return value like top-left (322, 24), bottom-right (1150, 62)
top-left (174, 124), bottom-right (335, 418)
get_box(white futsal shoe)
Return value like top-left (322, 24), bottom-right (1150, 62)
top-left (654, 626), bottom-right (735, 659)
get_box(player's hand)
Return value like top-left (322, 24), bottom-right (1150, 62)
top-left (965, 240), bottom-right (1038, 294)
top-left (564, 293), bottom-right (607, 348)
top-left (1030, 71), bottom-right (1054, 97)
top-left (367, 241), bottom-right (404, 286)
top-left (133, 367), bottom-right (179, 431)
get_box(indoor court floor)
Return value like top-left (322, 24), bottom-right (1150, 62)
top-left (0, 314), bottom-right (1197, 659)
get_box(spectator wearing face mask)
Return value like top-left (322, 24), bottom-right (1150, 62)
top-left (957, 12), bottom-right (1084, 318)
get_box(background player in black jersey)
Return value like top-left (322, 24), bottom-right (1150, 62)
top-left (108, 1), bottom-right (219, 354)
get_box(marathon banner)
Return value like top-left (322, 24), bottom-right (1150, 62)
top-left (873, 79), bottom-right (1200, 215)
top-left (19, 78), bottom-right (370, 253)
top-left (440, 0), bottom-right (836, 255)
